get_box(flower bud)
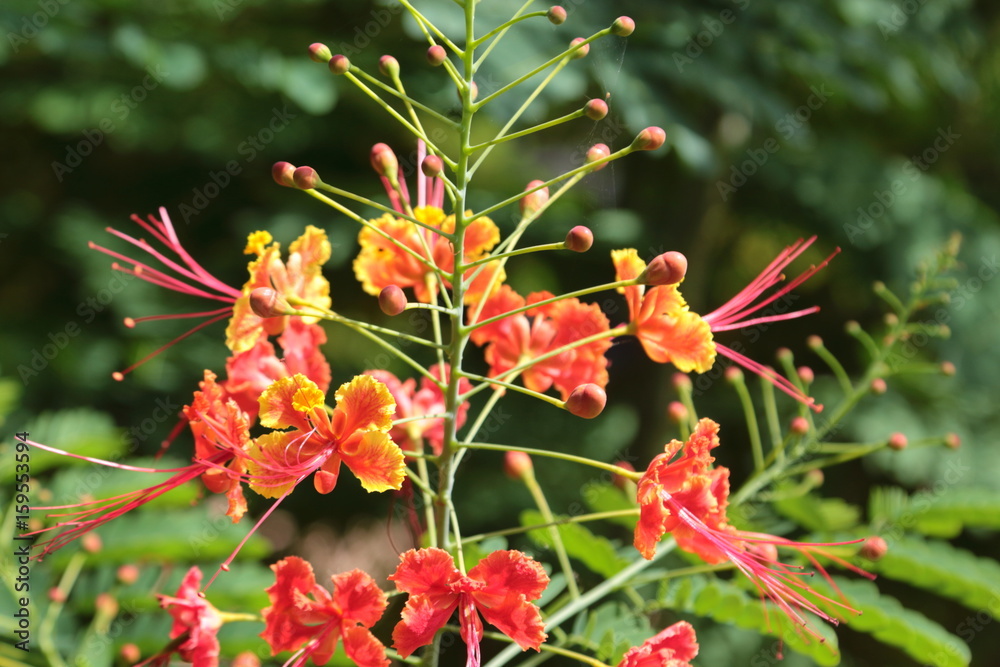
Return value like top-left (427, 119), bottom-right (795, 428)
top-left (789, 416), bottom-right (809, 435)
top-left (421, 154), bottom-right (444, 178)
top-left (565, 383), bottom-right (607, 419)
top-left (859, 536), bottom-right (888, 561)
top-left (797, 366), bottom-right (814, 384)
top-left (584, 98), bottom-right (608, 120)
top-left (547, 6), bottom-right (567, 24)
top-left (564, 226), bottom-right (593, 253)
top-left (569, 37), bottom-right (590, 59)
top-left (272, 161), bottom-right (296, 187)
top-left (82, 533), bottom-right (102, 553)
top-left (379, 55), bottom-right (400, 78)
top-left (945, 432), bottom-right (961, 449)
top-left (805, 469), bottom-right (824, 488)
top-left (370, 143), bottom-right (399, 178)
top-left (612, 460), bottom-right (636, 490)
top-left (845, 320), bottom-right (861, 335)
top-left (426, 45), bottom-right (447, 66)
top-left (870, 377), bottom-right (887, 395)
top-left (308, 43), bottom-right (331, 63)
top-left (250, 287), bottom-right (291, 318)
top-left (232, 652), bottom-right (262, 667)
top-left (611, 16), bottom-right (635, 37)
top-left (293, 166), bottom-right (320, 189)
top-left (775, 347), bottom-right (793, 363)
top-left (887, 432), bottom-right (908, 451)
top-left (117, 564), bottom-right (140, 585)
top-left (379, 285), bottom-right (407, 316)
top-left (48, 587), bottom-right (67, 603)
top-left (328, 54), bottom-right (351, 75)
top-left (585, 143), bottom-right (611, 169)
top-left (940, 361), bottom-right (956, 376)
top-left (641, 251), bottom-right (687, 285)
top-left (520, 180), bottom-right (549, 216)
top-left (806, 335), bottom-right (823, 350)
top-left (667, 401), bottom-right (687, 424)
top-left (672, 373), bottom-right (692, 392)
top-left (469, 81), bottom-right (479, 101)
top-left (504, 451), bottom-right (533, 480)
top-left (631, 126), bottom-right (666, 151)
top-left (120, 645), bottom-right (142, 664)
top-left (95, 593), bottom-right (119, 618)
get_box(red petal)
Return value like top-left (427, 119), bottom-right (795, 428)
top-left (389, 548), bottom-right (461, 598)
top-left (392, 592), bottom-right (458, 658)
top-left (475, 593), bottom-right (546, 652)
top-left (340, 431), bottom-right (405, 493)
top-left (331, 569), bottom-right (388, 628)
top-left (342, 626), bottom-right (390, 667)
top-left (470, 550), bottom-right (549, 601)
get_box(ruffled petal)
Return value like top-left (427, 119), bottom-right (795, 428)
top-left (333, 374), bottom-right (396, 435)
top-left (392, 592), bottom-right (459, 658)
top-left (470, 550), bottom-right (549, 602)
top-left (475, 593), bottom-right (546, 652)
top-left (258, 374), bottom-right (323, 431)
top-left (617, 621), bottom-right (699, 667)
top-left (342, 625), bottom-right (391, 667)
top-left (611, 248), bottom-right (646, 321)
top-left (331, 569), bottom-right (388, 628)
top-left (341, 431), bottom-right (405, 493)
top-left (389, 548), bottom-right (462, 598)
top-left (278, 320), bottom-right (332, 394)
top-left (636, 308), bottom-right (715, 373)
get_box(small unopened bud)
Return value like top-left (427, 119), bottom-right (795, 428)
top-left (426, 45), bottom-right (447, 66)
top-left (672, 373), bottom-right (692, 392)
top-left (611, 16), bottom-right (635, 36)
top-left (775, 347), bottom-right (793, 363)
top-left (789, 416), bottom-right (809, 435)
top-left (945, 432), bottom-right (961, 449)
top-left (117, 564), bottom-right (140, 585)
top-left (940, 361), bottom-right (956, 376)
top-left (806, 335), bottom-right (823, 350)
top-left (564, 226), bottom-right (593, 253)
top-left (884, 312), bottom-right (899, 327)
top-left (95, 593), bottom-right (118, 617)
top-left (584, 98), bottom-right (608, 120)
top-left (547, 6), bottom-right (567, 24)
top-left (565, 383), bottom-right (607, 419)
top-left (120, 645), bottom-right (142, 664)
top-left (845, 320), bottom-right (861, 335)
top-left (232, 652), bottom-right (262, 667)
top-left (272, 161), bottom-right (296, 187)
top-left (82, 533), bottom-right (102, 553)
top-left (520, 180), bottom-right (549, 216)
top-left (667, 401), bottom-right (687, 424)
top-left (887, 433), bottom-right (908, 451)
top-left (504, 451), bottom-right (533, 480)
top-left (250, 287), bottom-right (291, 318)
top-left (631, 126), bottom-right (666, 151)
top-left (569, 37), bottom-right (590, 59)
top-left (328, 54), bottom-right (350, 75)
top-left (641, 251), bottom-right (687, 285)
top-left (469, 81), bottom-right (479, 101)
top-left (370, 143), bottom-right (399, 178)
top-left (421, 155), bottom-right (444, 178)
top-left (797, 366), bottom-right (814, 384)
top-left (612, 461), bottom-right (636, 490)
top-left (859, 536), bottom-right (888, 561)
top-left (48, 587), bottom-right (67, 603)
top-left (870, 378), bottom-right (887, 395)
top-left (293, 166), bottom-right (320, 189)
top-left (379, 55), bottom-right (400, 77)
top-left (724, 366), bottom-right (743, 383)
top-left (805, 469), bottom-right (824, 488)
top-left (308, 43), bottom-right (331, 63)
top-left (585, 143), bottom-right (611, 169)
top-left (379, 285), bottom-right (407, 316)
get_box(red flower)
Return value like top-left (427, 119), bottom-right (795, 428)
top-left (262, 557), bottom-right (388, 667)
top-left (389, 548), bottom-right (549, 666)
top-left (155, 567), bottom-right (223, 667)
top-left (470, 285), bottom-right (611, 400)
top-left (618, 621), bottom-right (699, 667)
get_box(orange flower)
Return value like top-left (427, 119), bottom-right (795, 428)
top-left (618, 621), bottom-right (699, 667)
top-left (154, 567), bottom-right (223, 667)
top-left (470, 285), bottom-right (611, 400)
top-left (226, 226), bottom-right (331, 353)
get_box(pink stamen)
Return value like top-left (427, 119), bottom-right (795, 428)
top-left (112, 311), bottom-right (231, 380)
top-left (716, 345), bottom-right (821, 411)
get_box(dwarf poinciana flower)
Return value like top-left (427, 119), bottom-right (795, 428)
top-left (618, 621), bottom-right (699, 667)
top-left (470, 284), bottom-right (611, 400)
top-left (634, 418), bottom-right (867, 637)
top-left (153, 566), bottom-right (223, 667)
top-left (389, 548), bottom-right (549, 666)
top-left (353, 142), bottom-right (505, 304)
top-left (613, 238), bottom-right (838, 410)
top-left (246, 373), bottom-right (404, 499)
top-left (261, 557), bottom-right (389, 667)
top-left (364, 363), bottom-right (471, 455)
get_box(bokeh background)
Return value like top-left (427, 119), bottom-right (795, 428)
top-left (2, 0), bottom-right (999, 665)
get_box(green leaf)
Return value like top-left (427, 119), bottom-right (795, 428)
top-left (864, 536), bottom-right (1000, 612)
top-left (870, 486), bottom-right (1000, 538)
top-left (521, 510), bottom-right (630, 578)
top-left (569, 601), bottom-right (652, 664)
top-left (773, 491), bottom-right (861, 532)
top-left (581, 481), bottom-right (639, 529)
top-left (0, 409), bottom-right (123, 482)
top-left (656, 575), bottom-right (841, 666)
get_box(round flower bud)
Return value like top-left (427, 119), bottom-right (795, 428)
top-left (859, 536), bottom-right (888, 561)
top-left (95, 593), bottom-right (119, 618)
top-left (724, 366), bottom-right (743, 383)
top-left (641, 251), bottom-right (687, 285)
top-left (379, 285), bottom-right (407, 316)
top-left (293, 166), bottom-right (320, 189)
top-left (504, 451), bottom-right (533, 480)
top-left (82, 533), bottom-right (102, 553)
top-left (272, 161), bottom-right (296, 187)
top-left (775, 347), bottom-right (793, 363)
top-left (564, 226), bottom-right (593, 253)
top-left (612, 460), bottom-right (636, 490)
top-left (887, 432), bottom-right (908, 451)
top-left (426, 45), bottom-right (447, 66)
top-left (667, 401), bottom-right (688, 424)
top-left (370, 143), bottom-right (398, 178)
top-left (611, 16), bottom-right (635, 37)
top-left (807, 335), bottom-right (823, 350)
top-left (584, 98), bottom-right (608, 120)
top-left (520, 179), bottom-right (549, 216)
top-left (328, 54), bottom-right (351, 75)
top-left (48, 587), bottom-right (67, 603)
top-left (631, 126), bottom-right (666, 151)
top-left (672, 373), bottom-right (692, 392)
top-left (120, 645), bottom-right (142, 664)
top-left (547, 6), bottom-right (567, 24)
top-left (308, 43), bottom-right (332, 63)
top-left (565, 383), bottom-right (607, 419)
top-left (569, 37), bottom-right (590, 59)
top-left (805, 469), bottom-right (824, 488)
top-left (940, 361), bottom-right (956, 376)
top-left (117, 564), bottom-right (140, 585)
top-left (585, 143), bottom-right (611, 170)
top-left (870, 377), bottom-right (887, 395)
top-left (232, 652), bottom-right (262, 667)
top-left (250, 287), bottom-right (291, 318)
top-left (789, 416), bottom-right (809, 435)
top-left (469, 81), bottom-right (479, 101)
top-left (379, 55), bottom-right (400, 78)
top-left (797, 366), bottom-right (814, 384)
top-left (845, 320), bottom-right (861, 335)
top-left (421, 154), bottom-right (444, 178)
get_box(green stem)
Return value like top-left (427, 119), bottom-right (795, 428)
top-left (522, 467), bottom-right (580, 598)
top-left (461, 442), bottom-right (640, 478)
top-left (461, 509), bottom-right (638, 545)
